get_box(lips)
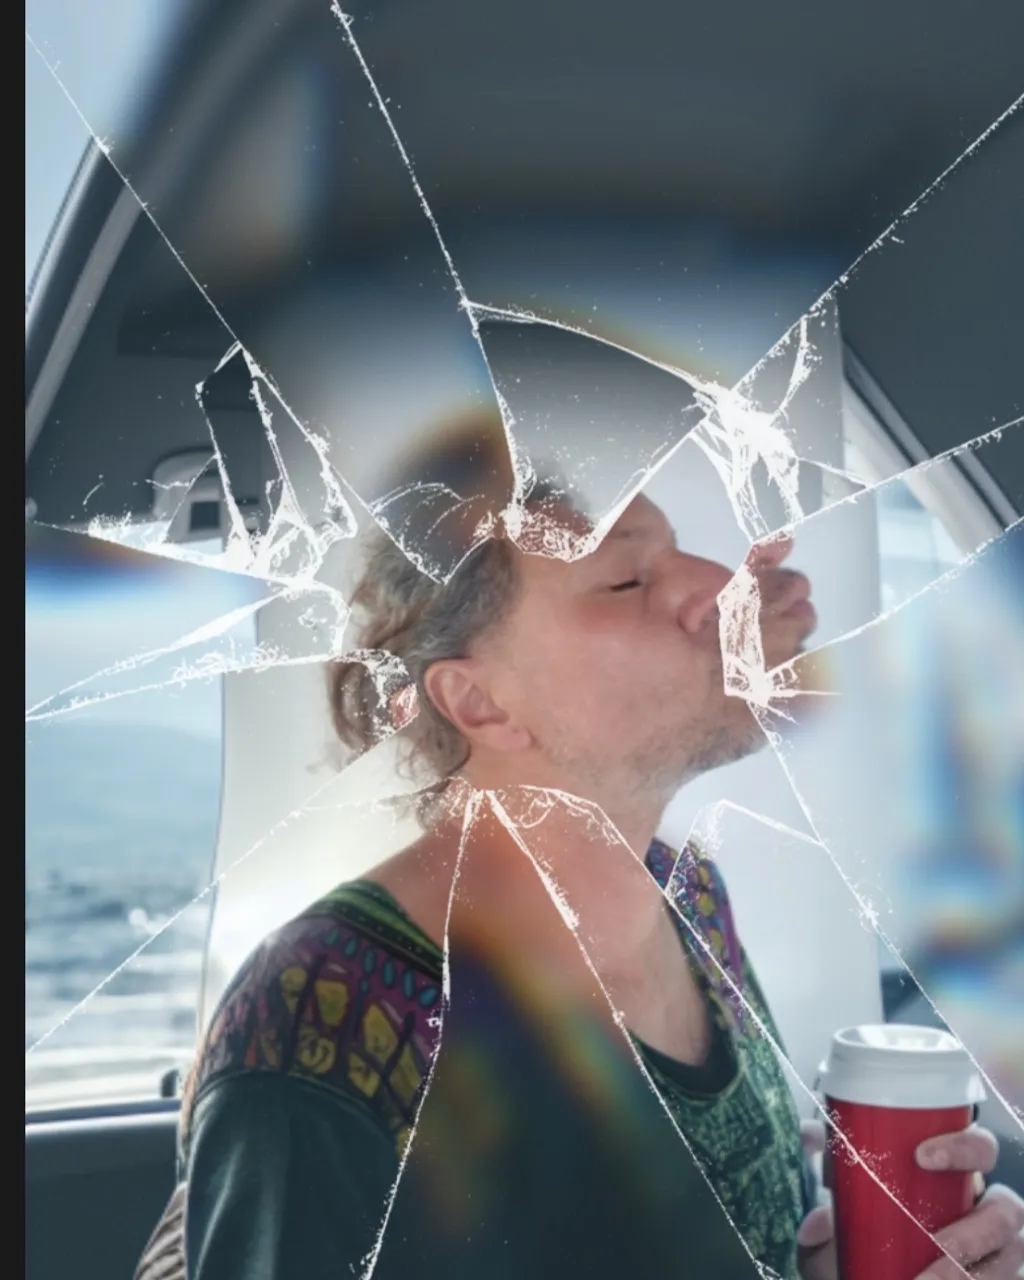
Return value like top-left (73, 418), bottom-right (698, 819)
top-left (772, 572), bottom-right (817, 631)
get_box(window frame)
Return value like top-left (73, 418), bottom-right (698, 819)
top-left (24, 528), bottom-right (243, 1121)
top-left (841, 345), bottom-right (1013, 552)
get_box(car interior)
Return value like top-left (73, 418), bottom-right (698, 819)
top-left (25, 2), bottom-right (1024, 1277)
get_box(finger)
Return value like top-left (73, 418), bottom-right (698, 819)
top-left (745, 531), bottom-right (793, 569)
top-left (964, 1233), bottom-right (1024, 1280)
top-left (796, 1204), bottom-right (834, 1250)
top-left (919, 1187), bottom-right (1024, 1277)
top-left (916, 1126), bottom-right (999, 1175)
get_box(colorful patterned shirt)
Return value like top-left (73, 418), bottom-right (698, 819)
top-left (178, 841), bottom-right (815, 1279)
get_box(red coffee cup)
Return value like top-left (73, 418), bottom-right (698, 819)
top-left (817, 1024), bottom-right (986, 1280)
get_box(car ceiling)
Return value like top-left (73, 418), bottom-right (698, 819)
top-left (25, 0), bottom-right (1024, 528)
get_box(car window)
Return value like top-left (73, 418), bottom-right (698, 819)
top-left (870, 477), bottom-right (965, 1007)
top-left (25, 521), bottom-right (262, 1111)
top-left (875, 480), bottom-right (964, 610)
top-left (25, 2), bottom-right (186, 296)
top-left (839, 407), bottom-right (1023, 1132)
top-left (24, 43), bottom-right (90, 298)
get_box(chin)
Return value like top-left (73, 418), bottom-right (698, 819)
top-left (726, 716), bottom-right (771, 765)
top-left (682, 711), bottom-right (767, 782)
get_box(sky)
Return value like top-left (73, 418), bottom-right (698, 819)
top-left (25, 532), bottom-right (265, 739)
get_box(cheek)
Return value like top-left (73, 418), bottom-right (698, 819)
top-left (511, 636), bottom-right (620, 732)
top-left (510, 603), bottom-right (724, 725)
top-left (561, 633), bottom-right (713, 724)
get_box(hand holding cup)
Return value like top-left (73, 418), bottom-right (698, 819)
top-left (799, 1026), bottom-right (1023, 1280)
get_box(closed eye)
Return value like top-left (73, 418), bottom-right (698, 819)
top-left (610, 579), bottom-right (643, 592)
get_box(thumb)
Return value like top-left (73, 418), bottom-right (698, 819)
top-left (796, 1204), bottom-right (834, 1250)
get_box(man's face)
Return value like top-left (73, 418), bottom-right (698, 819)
top-left (482, 494), bottom-right (816, 798)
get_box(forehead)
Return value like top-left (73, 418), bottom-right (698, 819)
top-left (513, 493), bottom-right (673, 581)
top-left (600, 494), bottom-right (674, 544)
top-left (567, 493), bottom-right (673, 552)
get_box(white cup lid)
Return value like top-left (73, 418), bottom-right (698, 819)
top-left (817, 1024), bottom-right (987, 1110)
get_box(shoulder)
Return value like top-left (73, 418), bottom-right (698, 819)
top-left (185, 881), bottom-right (444, 1149)
top-left (648, 837), bottom-right (747, 999)
top-left (649, 839), bottom-right (785, 1040)
top-left (648, 837), bottom-right (734, 920)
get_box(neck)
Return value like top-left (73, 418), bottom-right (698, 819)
top-left (369, 781), bottom-right (706, 1067)
top-left (426, 774), bottom-right (674, 980)
top-left (462, 753), bottom-right (669, 858)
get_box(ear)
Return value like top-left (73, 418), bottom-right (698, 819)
top-left (423, 658), bottom-right (530, 753)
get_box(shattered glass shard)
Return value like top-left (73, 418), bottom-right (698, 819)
top-left (760, 521), bottom-right (1024, 1124)
top-left (713, 424), bottom-right (1021, 726)
top-left (24, 4), bottom-right (1024, 1276)
top-left (678, 802), bottom-right (883, 1115)
top-left (25, 877), bottom-right (211, 1103)
top-left (24, 524), bottom-right (267, 721)
top-left (26, 282), bottom-right (237, 550)
top-left (23, 573), bottom-right (351, 726)
top-left (374, 786), bottom-right (768, 1279)
top-left (27, 3), bottom-right (516, 583)
top-left (693, 299), bottom-right (847, 542)
top-left (476, 313), bottom-right (707, 556)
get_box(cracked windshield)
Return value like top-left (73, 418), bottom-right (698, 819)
top-left (25, 3), bottom-right (1023, 1280)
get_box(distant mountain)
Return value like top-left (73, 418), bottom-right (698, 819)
top-left (26, 719), bottom-right (222, 881)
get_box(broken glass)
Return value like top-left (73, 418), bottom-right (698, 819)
top-left (24, 2), bottom-right (1024, 1275)
top-left (759, 521), bottom-right (1024, 1124)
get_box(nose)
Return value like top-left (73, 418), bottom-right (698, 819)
top-left (673, 554), bottom-right (737, 636)
top-left (672, 534), bottom-right (795, 637)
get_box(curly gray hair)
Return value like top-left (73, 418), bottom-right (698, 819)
top-left (327, 411), bottom-right (569, 821)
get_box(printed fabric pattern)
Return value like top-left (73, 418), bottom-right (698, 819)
top-left (150, 842), bottom-right (811, 1280)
